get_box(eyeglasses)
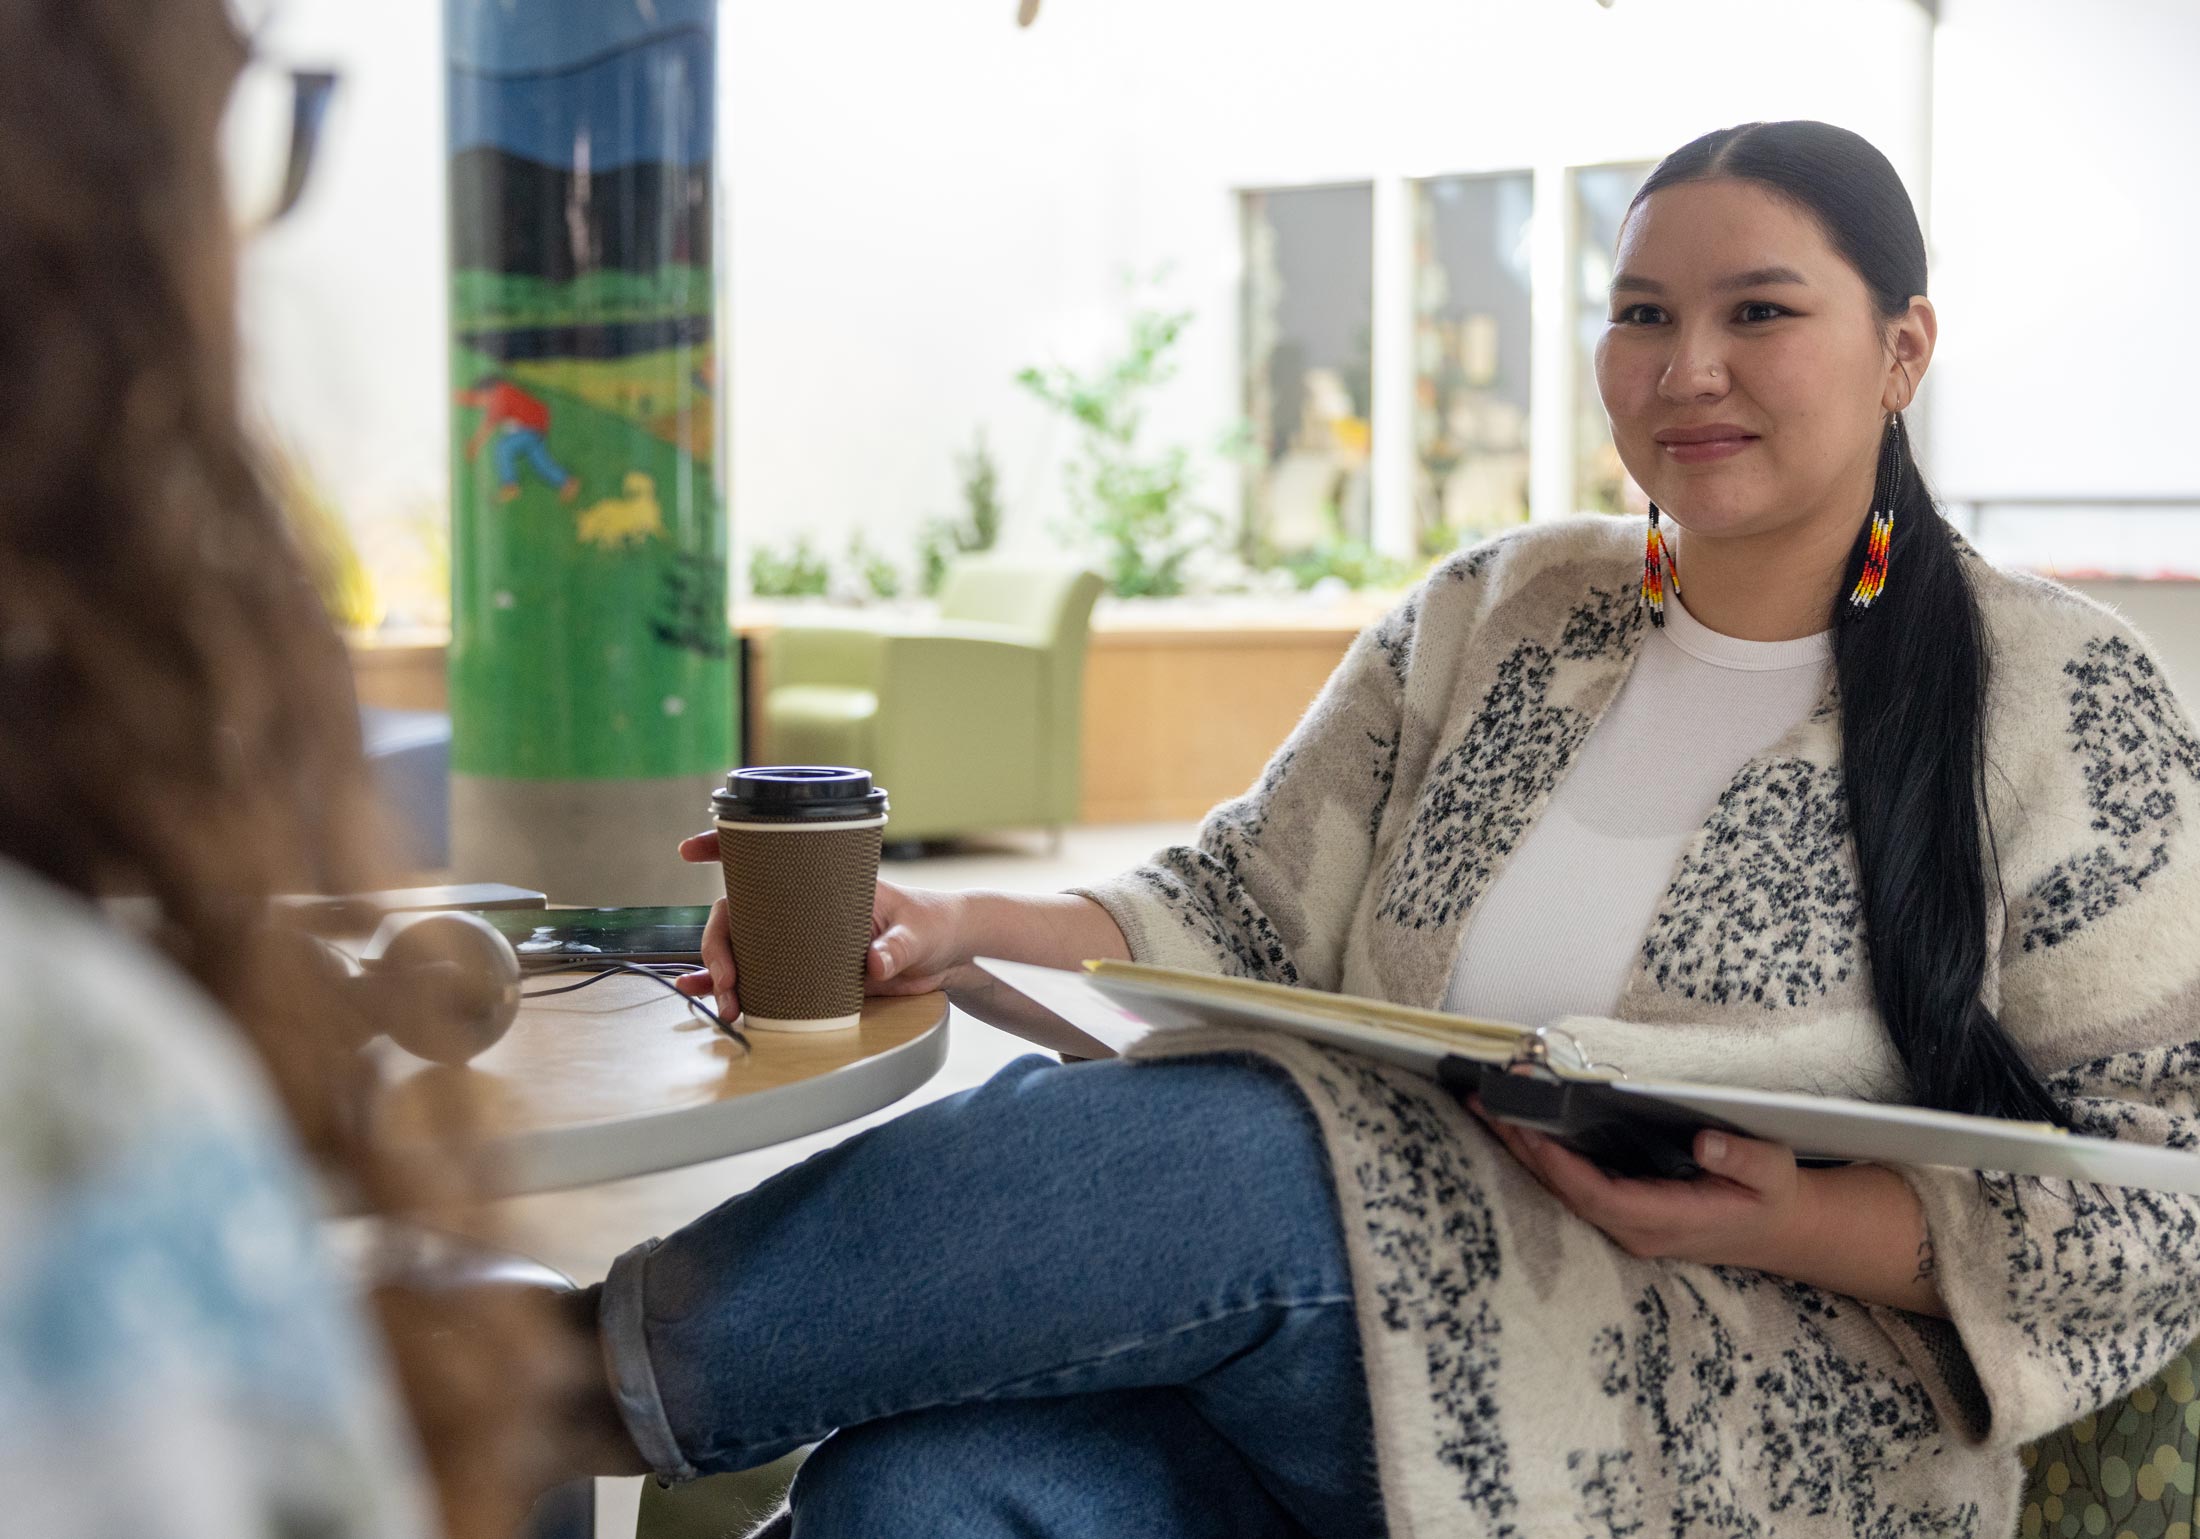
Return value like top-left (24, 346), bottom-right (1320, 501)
top-left (227, 0), bottom-right (278, 37)
top-left (220, 0), bottom-right (339, 231)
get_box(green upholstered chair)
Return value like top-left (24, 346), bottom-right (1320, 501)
top-left (2020, 1339), bottom-right (2199, 1538)
top-left (761, 559), bottom-right (1106, 845)
top-left (637, 1448), bottom-right (804, 1538)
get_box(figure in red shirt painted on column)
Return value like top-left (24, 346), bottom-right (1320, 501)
top-left (457, 374), bottom-right (581, 504)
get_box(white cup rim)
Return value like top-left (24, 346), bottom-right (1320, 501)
top-left (714, 815), bottom-right (888, 833)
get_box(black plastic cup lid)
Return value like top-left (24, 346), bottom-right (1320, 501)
top-left (711, 766), bottom-right (889, 823)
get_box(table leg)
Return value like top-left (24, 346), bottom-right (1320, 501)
top-left (738, 633), bottom-right (756, 767)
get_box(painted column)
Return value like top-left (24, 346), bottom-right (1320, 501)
top-left (445, 0), bottom-right (729, 902)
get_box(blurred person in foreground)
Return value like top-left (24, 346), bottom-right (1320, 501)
top-left (0, 2), bottom-right (569, 1534)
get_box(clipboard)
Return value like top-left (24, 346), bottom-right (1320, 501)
top-left (974, 957), bottom-right (2200, 1195)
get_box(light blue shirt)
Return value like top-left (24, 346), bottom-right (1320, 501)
top-left (0, 858), bottom-right (433, 1538)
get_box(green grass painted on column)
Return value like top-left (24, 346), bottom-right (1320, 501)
top-left (448, 334), bottom-right (731, 780)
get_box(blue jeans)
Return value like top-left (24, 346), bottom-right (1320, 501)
top-left (493, 427), bottom-right (570, 490)
top-left (595, 1052), bottom-right (1384, 1536)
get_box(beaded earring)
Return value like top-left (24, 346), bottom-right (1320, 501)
top-left (1640, 501), bottom-right (1680, 626)
top-left (1850, 411), bottom-right (1903, 609)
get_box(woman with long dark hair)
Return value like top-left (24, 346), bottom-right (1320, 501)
top-left (0, 2), bottom-right (568, 1534)
top-left (565, 119), bottom-right (2200, 1536)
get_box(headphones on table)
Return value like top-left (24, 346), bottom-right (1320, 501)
top-left (298, 911), bottom-right (737, 1066)
top-left (300, 912), bottom-right (525, 1066)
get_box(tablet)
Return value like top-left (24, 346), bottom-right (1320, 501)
top-left (480, 905), bottom-right (711, 967)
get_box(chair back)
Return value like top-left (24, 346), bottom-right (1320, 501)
top-left (938, 558), bottom-right (1105, 819)
top-left (939, 560), bottom-right (1103, 649)
top-left (2022, 1336), bottom-right (2199, 1533)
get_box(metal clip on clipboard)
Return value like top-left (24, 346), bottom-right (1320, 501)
top-left (1504, 1024), bottom-right (1618, 1080)
top-left (1436, 1027), bottom-right (1742, 1182)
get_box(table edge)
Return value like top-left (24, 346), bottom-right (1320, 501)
top-left (475, 1004), bottom-right (950, 1197)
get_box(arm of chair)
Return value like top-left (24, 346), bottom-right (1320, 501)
top-left (768, 620), bottom-right (1039, 691)
top-left (872, 630), bottom-right (1047, 737)
top-left (766, 623), bottom-right (891, 691)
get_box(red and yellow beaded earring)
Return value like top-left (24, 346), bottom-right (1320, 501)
top-left (1640, 502), bottom-right (1680, 626)
top-left (1850, 411), bottom-right (1903, 609)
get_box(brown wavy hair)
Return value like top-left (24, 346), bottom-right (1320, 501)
top-left (0, 1), bottom-right (561, 1533)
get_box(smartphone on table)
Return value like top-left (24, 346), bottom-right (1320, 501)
top-left (476, 905), bottom-right (712, 969)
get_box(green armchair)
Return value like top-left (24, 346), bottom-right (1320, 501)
top-left (761, 559), bottom-right (1106, 845)
top-left (2019, 1337), bottom-right (2198, 1537)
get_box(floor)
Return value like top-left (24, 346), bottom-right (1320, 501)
top-left (458, 821), bottom-right (1199, 1284)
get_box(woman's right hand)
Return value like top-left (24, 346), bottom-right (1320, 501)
top-left (672, 832), bottom-right (978, 1021)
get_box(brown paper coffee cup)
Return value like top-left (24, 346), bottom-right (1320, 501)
top-left (710, 767), bottom-right (889, 1032)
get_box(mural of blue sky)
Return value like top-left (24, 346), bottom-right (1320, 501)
top-left (446, 0), bottom-right (713, 75)
top-left (448, 5), bottom-right (713, 172)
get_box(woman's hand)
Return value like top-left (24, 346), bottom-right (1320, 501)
top-left (1465, 1093), bottom-right (1810, 1271)
top-left (671, 832), bottom-right (978, 1021)
top-left (1466, 1093), bottom-right (1948, 1314)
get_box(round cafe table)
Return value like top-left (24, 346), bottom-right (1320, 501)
top-left (372, 973), bottom-right (950, 1198)
top-left (363, 970), bottom-right (954, 1539)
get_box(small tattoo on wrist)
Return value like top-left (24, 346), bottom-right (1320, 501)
top-left (1912, 1236), bottom-right (1936, 1285)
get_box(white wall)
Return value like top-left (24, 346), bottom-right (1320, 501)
top-left (1926, 0), bottom-right (2200, 503)
top-left (237, 0), bottom-right (448, 622)
top-left (242, 0), bottom-right (2196, 607)
top-left (723, 0), bottom-right (1931, 571)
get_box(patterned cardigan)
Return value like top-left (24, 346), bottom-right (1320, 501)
top-left (1070, 513), bottom-right (2200, 1539)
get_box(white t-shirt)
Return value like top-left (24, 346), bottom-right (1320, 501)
top-left (1442, 590), bottom-right (1834, 1026)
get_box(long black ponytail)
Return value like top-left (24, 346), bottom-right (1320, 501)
top-left (1631, 122), bottom-right (2069, 1127)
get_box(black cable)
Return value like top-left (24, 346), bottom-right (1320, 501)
top-left (522, 958), bottom-right (748, 1048)
top-left (519, 962), bottom-right (699, 996)
top-left (520, 969), bottom-right (628, 999)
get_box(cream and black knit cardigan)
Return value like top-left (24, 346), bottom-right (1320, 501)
top-left (1072, 513), bottom-right (2200, 1538)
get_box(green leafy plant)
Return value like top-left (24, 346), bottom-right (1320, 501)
top-left (1416, 519), bottom-right (1467, 561)
top-left (847, 530), bottom-right (905, 601)
top-left (1017, 292), bottom-right (1219, 598)
top-left (1239, 485), bottom-right (1417, 594)
top-left (917, 430), bottom-right (1004, 597)
top-left (748, 536), bottom-right (831, 598)
top-left (1279, 536), bottom-right (1413, 593)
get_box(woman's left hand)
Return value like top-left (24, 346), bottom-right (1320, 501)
top-left (1465, 1093), bottom-right (1812, 1271)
